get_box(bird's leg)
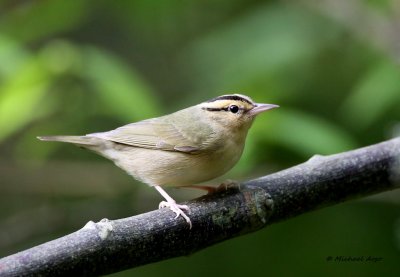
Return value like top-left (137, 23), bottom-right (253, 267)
top-left (177, 185), bottom-right (217, 194)
top-left (154, 185), bottom-right (192, 229)
top-left (178, 180), bottom-right (241, 195)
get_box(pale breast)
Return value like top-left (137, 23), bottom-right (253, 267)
top-left (101, 140), bottom-right (244, 187)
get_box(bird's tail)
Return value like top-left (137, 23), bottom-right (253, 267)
top-left (37, 135), bottom-right (101, 146)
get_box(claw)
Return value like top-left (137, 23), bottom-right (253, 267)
top-left (159, 200), bottom-right (192, 228)
top-left (154, 185), bottom-right (192, 229)
top-left (216, 180), bottom-right (240, 193)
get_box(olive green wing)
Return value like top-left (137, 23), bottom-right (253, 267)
top-left (88, 117), bottom-right (214, 154)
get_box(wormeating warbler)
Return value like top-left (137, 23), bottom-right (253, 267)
top-left (38, 94), bottom-right (278, 228)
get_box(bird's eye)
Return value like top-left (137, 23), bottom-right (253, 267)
top-left (229, 105), bottom-right (239, 113)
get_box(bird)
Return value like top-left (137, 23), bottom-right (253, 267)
top-left (38, 94), bottom-right (278, 228)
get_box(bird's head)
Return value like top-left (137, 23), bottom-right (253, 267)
top-left (199, 94), bottom-right (279, 131)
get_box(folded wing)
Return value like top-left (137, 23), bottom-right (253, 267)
top-left (88, 117), bottom-right (214, 154)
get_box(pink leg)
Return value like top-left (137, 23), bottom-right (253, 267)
top-left (154, 185), bottom-right (192, 229)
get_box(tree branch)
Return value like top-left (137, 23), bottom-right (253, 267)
top-left (1, 138), bottom-right (399, 276)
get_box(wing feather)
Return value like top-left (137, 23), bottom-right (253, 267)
top-left (88, 115), bottom-right (214, 154)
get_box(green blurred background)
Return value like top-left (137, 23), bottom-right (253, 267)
top-left (1, 0), bottom-right (399, 276)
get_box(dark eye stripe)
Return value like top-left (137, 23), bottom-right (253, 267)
top-left (202, 106), bottom-right (246, 113)
top-left (202, 107), bottom-right (229, 112)
top-left (206, 95), bottom-right (252, 105)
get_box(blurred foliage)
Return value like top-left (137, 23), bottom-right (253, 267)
top-left (0, 0), bottom-right (399, 276)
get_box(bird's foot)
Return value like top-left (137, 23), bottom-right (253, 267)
top-left (159, 200), bottom-right (192, 229)
top-left (215, 179), bottom-right (241, 193)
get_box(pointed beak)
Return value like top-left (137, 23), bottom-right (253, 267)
top-left (249, 103), bottom-right (279, 116)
